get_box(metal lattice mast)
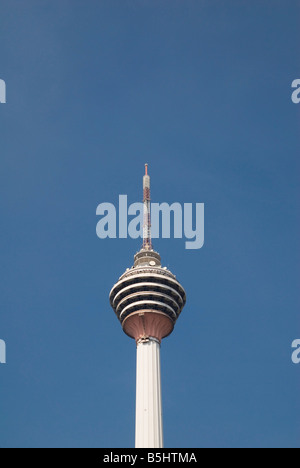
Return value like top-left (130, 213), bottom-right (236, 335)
top-left (143, 164), bottom-right (152, 250)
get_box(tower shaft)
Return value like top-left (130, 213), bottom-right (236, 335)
top-left (135, 337), bottom-right (163, 448)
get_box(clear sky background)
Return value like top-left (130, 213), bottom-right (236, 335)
top-left (0, 0), bottom-right (299, 448)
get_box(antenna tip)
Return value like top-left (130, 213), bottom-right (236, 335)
top-left (145, 163), bottom-right (148, 175)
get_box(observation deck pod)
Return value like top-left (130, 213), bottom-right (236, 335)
top-left (109, 249), bottom-right (186, 343)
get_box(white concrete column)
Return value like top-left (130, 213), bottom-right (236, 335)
top-left (135, 337), bottom-right (163, 448)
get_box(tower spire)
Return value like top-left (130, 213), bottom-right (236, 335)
top-left (143, 163), bottom-right (152, 250)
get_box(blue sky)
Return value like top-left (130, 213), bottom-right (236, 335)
top-left (0, 0), bottom-right (299, 448)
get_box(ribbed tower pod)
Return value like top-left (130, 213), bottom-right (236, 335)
top-left (109, 165), bottom-right (186, 448)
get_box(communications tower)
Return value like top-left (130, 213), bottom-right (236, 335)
top-left (109, 165), bottom-right (186, 448)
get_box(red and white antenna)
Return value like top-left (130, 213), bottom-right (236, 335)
top-left (143, 163), bottom-right (152, 250)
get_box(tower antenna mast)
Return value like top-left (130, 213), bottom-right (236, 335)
top-left (143, 163), bottom-right (152, 250)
